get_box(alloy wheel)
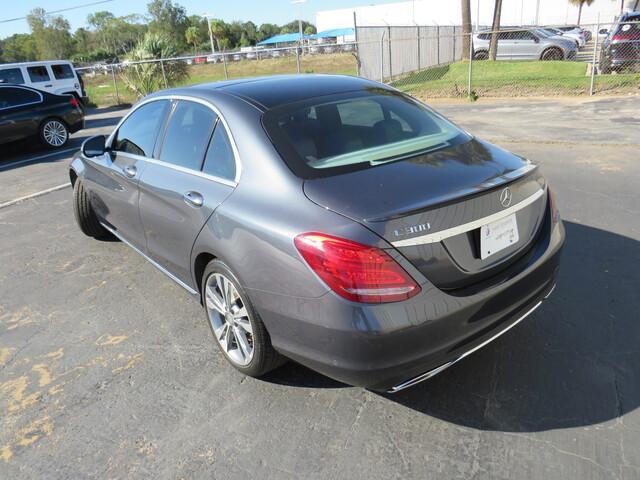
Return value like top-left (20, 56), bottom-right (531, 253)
top-left (204, 273), bottom-right (254, 366)
top-left (43, 120), bottom-right (68, 147)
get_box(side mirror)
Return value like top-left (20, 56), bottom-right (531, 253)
top-left (533, 36), bottom-right (540, 43)
top-left (82, 135), bottom-right (107, 158)
top-left (599, 29), bottom-right (609, 35)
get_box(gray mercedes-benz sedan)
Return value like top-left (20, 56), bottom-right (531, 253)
top-left (70, 75), bottom-right (564, 392)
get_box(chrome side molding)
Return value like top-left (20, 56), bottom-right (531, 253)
top-left (387, 297), bottom-right (547, 393)
top-left (100, 222), bottom-right (199, 296)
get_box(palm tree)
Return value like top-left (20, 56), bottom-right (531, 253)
top-left (489, 0), bottom-right (503, 61)
top-left (569, 0), bottom-right (595, 25)
top-left (185, 26), bottom-right (199, 55)
top-left (461, 0), bottom-right (472, 60)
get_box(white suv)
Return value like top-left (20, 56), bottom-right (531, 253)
top-left (0, 60), bottom-right (86, 104)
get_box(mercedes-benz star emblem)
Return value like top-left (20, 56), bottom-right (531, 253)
top-left (499, 187), bottom-right (512, 208)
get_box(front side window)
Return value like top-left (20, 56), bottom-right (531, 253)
top-left (202, 123), bottom-right (236, 181)
top-left (159, 100), bottom-right (217, 170)
top-left (0, 87), bottom-right (41, 109)
top-left (113, 100), bottom-right (169, 157)
top-left (27, 66), bottom-right (50, 82)
top-left (263, 89), bottom-right (468, 179)
top-left (0, 68), bottom-right (25, 84)
top-left (51, 64), bottom-right (75, 80)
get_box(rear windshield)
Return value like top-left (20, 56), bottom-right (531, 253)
top-left (262, 89), bottom-right (469, 178)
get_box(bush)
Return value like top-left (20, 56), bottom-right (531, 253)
top-left (119, 32), bottom-right (188, 98)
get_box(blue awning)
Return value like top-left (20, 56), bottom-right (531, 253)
top-left (257, 33), bottom-right (309, 45)
top-left (311, 28), bottom-right (355, 39)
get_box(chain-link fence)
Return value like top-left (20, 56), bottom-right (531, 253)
top-left (77, 20), bottom-right (639, 108)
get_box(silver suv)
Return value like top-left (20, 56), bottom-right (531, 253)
top-left (473, 28), bottom-right (577, 61)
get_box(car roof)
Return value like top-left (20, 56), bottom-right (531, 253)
top-left (159, 74), bottom-right (386, 110)
top-left (0, 60), bottom-right (74, 68)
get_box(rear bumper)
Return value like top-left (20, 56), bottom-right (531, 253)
top-left (250, 212), bottom-right (565, 392)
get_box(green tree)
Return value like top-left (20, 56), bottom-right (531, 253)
top-left (209, 19), bottom-right (229, 51)
top-left (568, 0), bottom-right (595, 25)
top-left (0, 34), bottom-right (38, 62)
top-left (257, 23), bottom-right (280, 42)
top-left (147, 0), bottom-right (188, 50)
top-left (26, 8), bottom-right (75, 59)
top-left (87, 12), bottom-right (146, 60)
top-left (185, 26), bottom-right (200, 54)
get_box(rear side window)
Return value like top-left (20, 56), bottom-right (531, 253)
top-left (0, 68), bottom-right (25, 84)
top-left (51, 64), bottom-right (75, 80)
top-left (159, 101), bottom-right (217, 170)
top-left (0, 87), bottom-right (41, 109)
top-left (27, 66), bottom-right (50, 82)
top-left (202, 123), bottom-right (236, 181)
top-left (113, 100), bottom-right (169, 157)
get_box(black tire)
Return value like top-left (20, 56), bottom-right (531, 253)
top-left (600, 57), bottom-right (612, 74)
top-left (72, 180), bottom-right (109, 238)
top-left (39, 118), bottom-right (69, 148)
top-left (541, 48), bottom-right (564, 61)
top-left (202, 259), bottom-right (285, 377)
top-left (474, 50), bottom-right (489, 60)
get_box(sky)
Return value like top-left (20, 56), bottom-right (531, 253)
top-left (0, 0), bottom-right (396, 37)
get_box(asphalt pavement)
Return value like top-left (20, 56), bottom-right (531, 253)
top-left (1, 96), bottom-right (639, 479)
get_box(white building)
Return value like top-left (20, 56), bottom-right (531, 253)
top-left (316, 0), bottom-right (635, 31)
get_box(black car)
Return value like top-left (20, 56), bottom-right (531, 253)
top-left (600, 12), bottom-right (640, 74)
top-left (0, 84), bottom-right (84, 148)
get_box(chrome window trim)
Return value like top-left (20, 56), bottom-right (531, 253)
top-left (100, 222), bottom-right (199, 296)
top-left (391, 185), bottom-right (546, 248)
top-left (0, 85), bottom-right (43, 111)
top-left (105, 150), bottom-right (238, 189)
top-left (106, 95), bottom-right (242, 185)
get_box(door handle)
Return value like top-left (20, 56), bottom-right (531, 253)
top-left (123, 165), bottom-right (137, 178)
top-left (44, 84), bottom-right (52, 88)
top-left (183, 191), bottom-right (204, 207)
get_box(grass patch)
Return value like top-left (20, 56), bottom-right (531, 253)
top-left (393, 61), bottom-right (640, 97)
top-left (84, 53), bottom-right (357, 107)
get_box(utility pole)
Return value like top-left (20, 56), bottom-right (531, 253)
top-left (291, 0), bottom-right (307, 43)
top-left (291, 0), bottom-right (306, 73)
top-left (535, 0), bottom-right (541, 25)
top-left (203, 13), bottom-right (216, 54)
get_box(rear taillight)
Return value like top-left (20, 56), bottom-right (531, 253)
top-left (294, 232), bottom-right (421, 303)
top-left (548, 186), bottom-right (560, 224)
top-left (69, 97), bottom-right (79, 108)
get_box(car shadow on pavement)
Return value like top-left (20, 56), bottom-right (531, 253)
top-left (380, 221), bottom-right (640, 432)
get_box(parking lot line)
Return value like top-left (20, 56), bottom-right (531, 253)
top-left (0, 183), bottom-right (71, 209)
top-left (0, 147), bottom-right (78, 171)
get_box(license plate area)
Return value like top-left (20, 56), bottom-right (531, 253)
top-left (480, 213), bottom-right (519, 260)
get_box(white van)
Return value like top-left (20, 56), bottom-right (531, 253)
top-left (0, 60), bottom-right (86, 104)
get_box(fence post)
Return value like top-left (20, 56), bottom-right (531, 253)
top-left (467, 31), bottom-right (474, 99)
top-left (380, 30), bottom-right (386, 83)
top-left (453, 27), bottom-right (456, 62)
top-left (354, 12), bottom-right (361, 77)
top-left (436, 25), bottom-right (440, 65)
top-left (387, 26), bottom-right (392, 79)
top-left (296, 44), bottom-right (301, 73)
top-left (221, 52), bottom-right (228, 80)
top-left (110, 65), bottom-right (120, 105)
top-left (416, 26), bottom-right (421, 71)
top-left (160, 59), bottom-right (168, 89)
top-left (590, 14), bottom-right (600, 96)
